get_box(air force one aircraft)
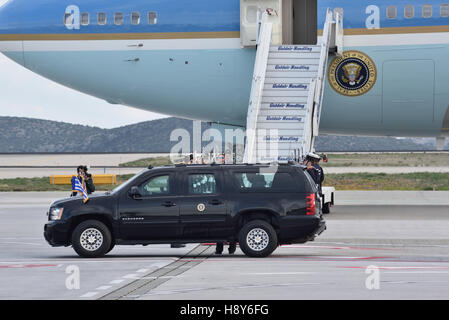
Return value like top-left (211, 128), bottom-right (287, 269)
top-left (0, 0), bottom-right (449, 156)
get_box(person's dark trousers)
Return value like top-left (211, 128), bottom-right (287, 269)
top-left (215, 242), bottom-right (224, 254)
top-left (228, 242), bottom-right (237, 254)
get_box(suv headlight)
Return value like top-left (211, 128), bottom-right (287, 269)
top-left (49, 207), bottom-right (64, 221)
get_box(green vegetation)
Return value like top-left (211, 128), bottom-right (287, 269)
top-left (1, 172), bottom-right (448, 192)
top-left (119, 156), bottom-right (174, 167)
top-left (322, 153), bottom-right (449, 167)
top-left (324, 172), bottom-right (449, 191)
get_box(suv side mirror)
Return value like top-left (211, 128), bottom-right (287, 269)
top-left (129, 186), bottom-right (142, 199)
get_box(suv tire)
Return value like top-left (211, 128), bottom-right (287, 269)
top-left (72, 220), bottom-right (112, 258)
top-left (238, 220), bottom-right (278, 257)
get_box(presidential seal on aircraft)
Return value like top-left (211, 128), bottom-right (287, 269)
top-left (328, 50), bottom-right (377, 97)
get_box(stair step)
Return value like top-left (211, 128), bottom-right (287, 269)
top-left (258, 108), bottom-right (306, 116)
top-left (269, 45), bottom-right (321, 53)
top-left (268, 58), bottom-right (320, 65)
top-left (265, 73), bottom-right (317, 81)
top-left (257, 143), bottom-right (307, 151)
top-left (256, 155), bottom-right (297, 163)
top-left (264, 83), bottom-right (310, 91)
top-left (263, 91), bottom-right (310, 97)
top-left (260, 102), bottom-right (306, 110)
top-left (257, 114), bottom-right (304, 122)
top-left (258, 122), bottom-right (306, 129)
top-left (266, 64), bottom-right (318, 71)
top-left (257, 134), bottom-right (304, 142)
top-left (261, 97), bottom-right (308, 103)
top-left (256, 129), bottom-right (305, 136)
top-left (268, 52), bottom-right (321, 59)
top-left (264, 77), bottom-right (314, 83)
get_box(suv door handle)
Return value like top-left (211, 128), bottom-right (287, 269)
top-left (162, 201), bottom-right (176, 207)
top-left (209, 199), bottom-right (223, 205)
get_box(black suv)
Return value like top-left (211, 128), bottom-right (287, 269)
top-left (44, 164), bottom-right (326, 258)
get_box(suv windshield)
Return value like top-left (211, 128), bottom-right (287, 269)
top-left (110, 169), bottom-right (147, 194)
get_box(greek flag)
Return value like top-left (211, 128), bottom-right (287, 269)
top-left (71, 176), bottom-right (89, 203)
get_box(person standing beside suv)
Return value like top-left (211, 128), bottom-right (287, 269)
top-left (71, 165), bottom-right (95, 197)
top-left (303, 153), bottom-right (321, 187)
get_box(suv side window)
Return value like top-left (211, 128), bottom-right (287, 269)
top-left (233, 172), bottom-right (298, 192)
top-left (138, 175), bottom-right (170, 196)
top-left (188, 173), bottom-right (217, 195)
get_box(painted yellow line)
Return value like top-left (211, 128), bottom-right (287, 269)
top-left (0, 31), bottom-right (240, 41)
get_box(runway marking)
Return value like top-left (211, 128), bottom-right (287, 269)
top-left (99, 245), bottom-right (211, 300)
top-left (0, 242), bottom-right (44, 246)
top-left (386, 271), bottom-right (449, 274)
top-left (179, 256), bottom-right (390, 262)
top-left (141, 282), bottom-right (322, 297)
top-left (80, 292), bottom-right (99, 298)
top-left (96, 286), bottom-right (112, 291)
top-left (342, 266), bottom-right (449, 270)
top-left (280, 244), bottom-right (395, 251)
top-left (0, 257), bottom-right (178, 264)
top-left (0, 263), bottom-right (58, 269)
top-left (78, 260), bottom-right (177, 299)
top-left (109, 279), bottom-right (125, 284)
top-left (0, 238), bottom-right (42, 240)
top-left (242, 272), bottom-right (315, 275)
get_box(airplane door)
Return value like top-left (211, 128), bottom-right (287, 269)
top-left (240, 0), bottom-right (282, 46)
top-left (382, 60), bottom-right (435, 132)
top-left (282, 0), bottom-right (317, 44)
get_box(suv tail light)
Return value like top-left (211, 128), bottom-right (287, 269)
top-left (306, 193), bottom-right (316, 216)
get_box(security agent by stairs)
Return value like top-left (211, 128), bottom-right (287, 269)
top-left (243, 8), bottom-right (343, 163)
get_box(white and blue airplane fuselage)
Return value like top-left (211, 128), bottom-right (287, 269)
top-left (0, 0), bottom-right (449, 138)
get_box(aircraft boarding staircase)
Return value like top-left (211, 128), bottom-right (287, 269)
top-left (243, 8), bottom-right (343, 163)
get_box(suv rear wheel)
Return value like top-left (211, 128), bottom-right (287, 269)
top-left (71, 220), bottom-right (112, 258)
top-left (238, 220), bottom-right (278, 257)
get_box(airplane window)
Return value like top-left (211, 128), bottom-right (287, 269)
top-left (441, 4), bottom-right (449, 17)
top-left (80, 13), bottom-right (89, 26)
top-left (386, 6), bottom-right (397, 19)
top-left (131, 12), bottom-right (140, 25)
top-left (64, 13), bottom-right (73, 26)
top-left (422, 4), bottom-right (432, 18)
top-left (98, 12), bottom-right (107, 25)
top-left (404, 5), bottom-right (414, 18)
top-left (148, 12), bottom-right (157, 24)
top-left (114, 12), bottom-right (124, 25)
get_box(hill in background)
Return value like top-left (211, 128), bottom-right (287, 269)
top-left (0, 116), bottom-right (446, 153)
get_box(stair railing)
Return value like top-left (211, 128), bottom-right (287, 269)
top-left (243, 11), bottom-right (273, 163)
top-left (335, 11), bottom-right (344, 56)
top-left (301, 8), bottom-right (333, 157)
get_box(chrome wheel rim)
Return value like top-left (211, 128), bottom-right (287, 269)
top-left (80, 228), bottom-right (103, 251)
top-left (246, 228), bottom-right (269, 251)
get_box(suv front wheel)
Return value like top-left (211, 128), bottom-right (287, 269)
top-left (71, 220), bottom-right (112, 258)
top-left (238, 220), bottom-right (278, 258)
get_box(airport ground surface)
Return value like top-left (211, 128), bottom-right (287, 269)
top-left (2, 153), bottom-right (449, 178)
top-left (3, 166), bottom-right (449, 179)
top-left (0, 191), bottom-right (449, 300)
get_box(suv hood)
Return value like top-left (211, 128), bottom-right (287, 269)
top-left (50, 192), bottom-right (112, 207)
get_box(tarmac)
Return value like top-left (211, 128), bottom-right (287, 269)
top-left (0, 191), bottom-right (448, 300)
top-left (1, 153), bottom-right (449, 179)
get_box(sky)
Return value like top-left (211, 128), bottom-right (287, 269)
top-left (0, 53), bottom-right (166, 129)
